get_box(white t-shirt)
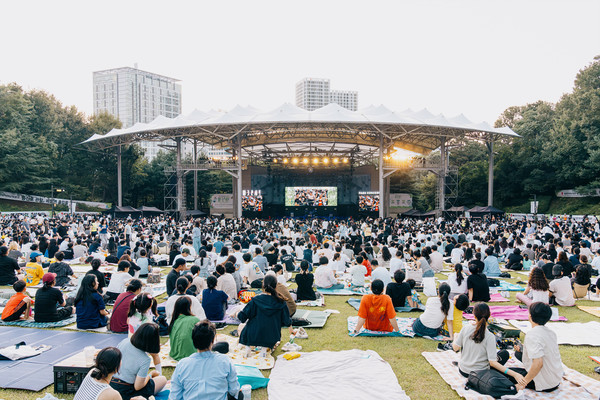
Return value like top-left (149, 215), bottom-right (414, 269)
top-left (429, 251), bottom-right (444, 272)
top-left (314, 265), bottom-right (337, 288)
top-left (390, 258), bottom-right (405, 275)
top-left (522, 325), bottom-right (564, 391)
top-left (450, 248), bottom-right (464, 264)
top-left (349, 264), bottom-right (367, 287)
top-left (549, 276), bottom-right (575, 306)
top-left (217, 274), bottom-right (237, 300)
top-left (419, 297), bottom-right (446, 329)
top-left (453, 322), bottom-right (497, 374)
top-left (528, 289), bottom-right (549, 304)
top-left (448, 272), bottom-right (468, 294)
top-left (371, 267), bottom-right (392, 288)
top-left (165, 293), bottom-right (206, 324)
top-left (106, 271), bottom-right (130, 294)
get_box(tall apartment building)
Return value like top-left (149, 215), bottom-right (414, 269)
top-left (295, 78), bottom-right (358, 111)
top-left (93, 66), bottom-right (182, 160)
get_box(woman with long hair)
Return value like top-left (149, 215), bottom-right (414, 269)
top-left (201, 275), bottom-right (229, 321)
top-left (448, 263), bottom-right (468, 298)
top-left (169, 296), bottom-right (201, 361)
top-left (75, 274), bottom-right (109, 329)
top-left (412, 282), bottom-right (451, 337)
top-left (516, 268), bottom-right (549, 306)
top-left (237, 274), bottom-right (292, 349)
top-left (452, 303), bottom-right (526, 385)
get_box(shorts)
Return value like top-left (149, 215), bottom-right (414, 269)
top-left (110, 377), bottom-right (155, 400)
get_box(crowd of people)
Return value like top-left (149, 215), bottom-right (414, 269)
top-left (1, 211), bottom-right (599, 398)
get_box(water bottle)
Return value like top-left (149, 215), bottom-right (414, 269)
top-left (241, 384), bottom-right (252, 400)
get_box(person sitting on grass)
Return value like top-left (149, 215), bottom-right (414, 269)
top-left (412, 282), bottom-right (451, 338)
top-left (110, 323), bottom-right (167, 400)
top-left (105, 261), bottom-right (132, 302)
top-left (73, 347), bottom-right (145, 400)
top-left (1, 280), bottom-right (33, 322)
top-left (295, 260), bottom-right (316, 301)
top-left (86, 258), bottom-right (107, 293)
top-left (237, 274), bottom-right (292, 349)
top-left (516, 267), bottom-right (549, 306)
top-left (467, 263), bottom-right (490, 302)
top-left (165, 277), bottom-right (206, 324)
top-left (443, 293), bottom-right (470, 341)
top-left (169, 296), bottom-right (201, 361)
top-left (386, 270), bottom-right (416, 308)
top-left (75, 274), bottom-right (109, 329)
top-left (452, 303), bottom-right (525, 384)
top-left (127, 292), bottom-right (161, 376)
top-left (110, 279), bottom-right (142, 333)
top-left (25, 251), bottom-right (44, 287)
top-left (549, 264), bottom-right (575, 306)
top-left (314, 256), bottom-right (344, 290)
top-left (352, 279), bottom-right (399, 335)
top-left (349, 256), bottom-right (368, 288)
top-left (169, 320), bottom-right (243, 400)
top-left (34, 272), bottom-right (74, 323)
top-left (202, 275), bottom-right (229, 322)
top-left (509, 302), bottom-right (564, 392)
top-left (48, 251), bottom-right (76, 286)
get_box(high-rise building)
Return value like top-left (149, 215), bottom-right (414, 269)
top-left (330, 89), bottom-right (358, 111)
top-left (295, 78), bottom-right (358, 111)
top-left (93, 66), bottom-right (182, 160)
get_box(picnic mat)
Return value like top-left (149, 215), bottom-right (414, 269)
top-left (589, 356), bottom-right (600, 364)
top-left (488, 293), bottom-right (510, 302)
top-left (268, 349), bottom-right (411, 400)
top-left (292, 309), bottom-right (331, 328)
top-left (296, 297), bottom-right (325, 307)
top-left (578, 306), bottom-right (600, 318)
top-left (423, 350), bottom-right (600, 399)
top-left (210, 304), bottom-right (244, 325)
top-left (0, 315), bottom-right (76, 328)
top-left (347, 316), bottom-right (447, 340)
top-left (0, 327), bottom-right (125, 391)
top-left (317, 287), bottom-right (369, 296)
top-left (346, 298), bottom-right (424, 312)
top-left (464, 306), bottom-right (567, 321)
top-left (498, 281), bottom-right (525, 291)
top-left (509, 320), bottom-right (600, 346)
top-left (65, 324), bottom-right (110, 333)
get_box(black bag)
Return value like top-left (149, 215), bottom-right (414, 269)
top-left (154, 313), bottom-right (169, 336)
top-left (291, 317), bottom-right (312, 327)
top-left (499, 272), bottom-right (512, 278)
top-left (487, 278), bottom-right (500, 287)
top-left (466, 369), bottom-right (517, 398)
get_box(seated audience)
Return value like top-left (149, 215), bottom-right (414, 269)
top-left (202, 275), bottom-right (229, 321)
top-left (295, 260), bottom-right (316, 301)
top-left (86, 259), bottom-right (107, 292)
top-left (1, 280), bottom-right (32, 322)
top-left (165, 277), bottom-right (206, 324)
top-left (34, 273), bottom-right (74, 322)
top-left (0, 245), bottom-right (21, 286)
top-left (386, 270), bottom-right (416, 308)
top-left (73, 347), bottom-right (124, 400)
top-left (549, 265), bottom-right (575, 306)
top-left (105, 261), bottom-right (132, 301)
top-left (516, 267), bottom-right (550, 306)
top-left (110, 279), bottom-right (142, 333)
top-left (169, 296), bottom-right (201, 361)
top-left (412, 282), bottom-right (451, 337)
top-left (467, 263), bottom-right (490, 302)
top-left (75, 274), bottom-right (109, 329)
top-left (352, 279), bottom-right (399, 334)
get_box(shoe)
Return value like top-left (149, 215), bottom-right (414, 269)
top-left (230, 329), bottom-right (239, 337)
top-left (294, 327), bottom-right (308, 339)
top-left (595, 366), bottom-right (600, 374)
top-left (281, 342), bottom-right (302, 352)
top-left (214, 322), bottom-right (227, 330)
top-left (437, 342), bottom-right (452, 352)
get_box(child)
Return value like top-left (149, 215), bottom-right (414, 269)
top-left (127, 292), bottom-right (162, 374)
top-left (549, 265), bottom-right (575, 306)
top-left (25, 251), bottom-right (44, 287)
top-left (406, 278), bottom-right (423, 308)
top-left (439, 294), bottom-right (469, 349)
top-left (1, 280), bottom-right (32, 321)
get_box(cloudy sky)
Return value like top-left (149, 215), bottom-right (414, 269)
top-left (1, 0), bottom-right (598, 124)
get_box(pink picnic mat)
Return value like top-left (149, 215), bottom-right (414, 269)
top-left (463, 305), bottom-right (567, 321)
top-left (488, 293), bottom-right (509, 302)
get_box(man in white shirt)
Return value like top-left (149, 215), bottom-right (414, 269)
top-left (450, 245), bottom-right (464, 265)
top-left (390, 252), bottom-right (405, 275)
top-left (314, 257), bottom-right (344, 289)
top-left (216, 265), bottom-right (238, 300)
top-left (549, 265), bottom-right (575, 307)
top-left (371, 260), bottom-right (391, 288)
top-left (243, 253), bottom-right (264, 288)
top-left (428, 245), bottom-right (444, 273)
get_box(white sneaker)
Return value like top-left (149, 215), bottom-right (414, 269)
top-left (294, 327), bottom-right (308, 339)
top-left (281, 342), bottom-right (302, 352)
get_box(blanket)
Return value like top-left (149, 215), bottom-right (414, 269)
top-left (0, 315), bottom-right (76, 328)
top-left (347, 316), bottom-right (447, 340)
top-left (65, 325), bottom-right (110, 333)
top-left (295, 297), bottom-right (325, 307)
top-left (423, 350), bottom-right (600, 399)
top-left (498, 281), bottom-right (525, 291)
top-left (317, 287), bottom-right (369, 296)
top-left (346, 298), bottom-right (424, 312)
top-left (464, 306), bottom-right (566, 321)
top-left (577, 305), bottom-right (600, 318)
top-left (509, 320), bottom-right (600, 346)
top-left (292, 309), bottom-right (331, 328)
top-left (488, 293), bottom-right (510, 302)
top-left (268, 349), bottom-right (411, 400)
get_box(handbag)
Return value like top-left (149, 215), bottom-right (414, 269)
top-left (466, 369), bottom-right (517, 399)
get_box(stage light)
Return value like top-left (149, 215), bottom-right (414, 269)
top-left (323, 157), bottom-right (329, 164)
top-left (283, 158), bottom-right (289, 164)
top-left (343, 158), bottom-right (349, 163)
top-left (273, 158), bottom-right (278, 163)
top-left (303, 157), bottom-right (309, 164)
top-left (333, 158), bottom-right (339, 164)
top-left (313, 157), bottom-right (319, 164)
top-left (292, 158), bottom-right (299, 164)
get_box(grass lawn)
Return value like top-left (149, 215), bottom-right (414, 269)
top-left (1, 271), bottom-right (599, 399)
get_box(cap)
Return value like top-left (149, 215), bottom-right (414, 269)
top-left (42, 272), bottom-right (57, 284)
top-left (30, 251), bottom-right (43, 260)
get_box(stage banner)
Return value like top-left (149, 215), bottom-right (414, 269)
top-left (210, 194), bottom-right (233, 209)
top-left (0, 191), bottom-right (110, 209)
top-left (389, 193), bottom-right (412, 208)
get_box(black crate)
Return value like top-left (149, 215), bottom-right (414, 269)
top-left (54, 365), bottom-right (91, 394)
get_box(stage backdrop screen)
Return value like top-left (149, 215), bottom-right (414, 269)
top-left (285, 187), bottom-right (338, 206)
top-left (242, 190), bottom-right (263, 211)
top-left (359, 191), bottom-right (380, 212)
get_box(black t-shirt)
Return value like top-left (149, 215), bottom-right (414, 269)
top-left (467, 273), bottom-right (490, 302)
top-left (166, 269), bottom-right (180, 297)
top-left (0, 256), bottom-right (20, 285)
top-left (265, 252), bottom-right (278, 266)
top-left (506, 253), bottom-right (523, 269)
top-left (34, 287), bottom-right (64, 322)
top-left (280, 254), bottom-right (295, 272)
top-left (470, 260), bottom-right (485, 274)
top-left (386, 282), bottom-right (411, 308)
top-left (295, 273), bottom-right (316, 301)
top-left (541, 262), bottom-right (555, 280)
top-left (86, 269), bottom-right (107, 290)
top-left (558, 260), bottom-right (574, 277)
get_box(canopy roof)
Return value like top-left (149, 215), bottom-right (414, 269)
top-left (82, 103), bottom-right (519, 158)
top-left (138, 206), bottom-right (163, 213)
top-left (468, 205), bottom-right (505, 214)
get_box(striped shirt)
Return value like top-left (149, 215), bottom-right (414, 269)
top-left (73, 372), bottom-right (110, 400)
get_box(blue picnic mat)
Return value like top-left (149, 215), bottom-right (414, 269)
top-left (347, 316), bottom-right (447, 340)
top-left (317, 287), bottom-right (369, 296)
top-left (498, 281), bottom-right (525, 291)
top-left (0, 327), bottom-right (125, 391)
top-left (347, 298), bottom-right (425, 312)
top-left (0, 315), bottom-right (76, 328)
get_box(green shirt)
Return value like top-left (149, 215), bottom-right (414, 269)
top-left (169, 314), bottom-right (201, 361)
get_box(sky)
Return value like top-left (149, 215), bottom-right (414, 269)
top-left (1, 0), bottom-right (598, 124)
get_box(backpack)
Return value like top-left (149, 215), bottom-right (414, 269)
top-left (466, 369), bottom-right (517, 399)
top-left (487, 278), bottom-right (500, 287)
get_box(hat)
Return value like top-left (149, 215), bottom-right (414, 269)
top-left (30, 251), bottom-right (43, 260)
top-left (552, 264), bottom-right (563, 277)
top-left (42, 272), bottom-right (57, 284)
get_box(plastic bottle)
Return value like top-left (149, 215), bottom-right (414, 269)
top-left (241, 384), bottom-right (252, 400)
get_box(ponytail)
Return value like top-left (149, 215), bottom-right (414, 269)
top-left (90, 347), bottom-right (121, 381)
top-left (262, 275), bottom-right (285, 302)
top-left (455, 264), bottom-right (464, 286)
top-left (471, 303), bottom-right (491, 343)
top-left (438, 283), bottom-right (450, 316)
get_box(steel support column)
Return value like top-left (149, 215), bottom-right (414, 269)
top-left (236, 139), bottom-right (243, 219)
top-left (378, 133), bottom-right (384, 219)
top-left (176, 138), bottom-right (185, 220)
top-left (117, 145), bottom-right (122, 207)
top-left (487, 140), bottom-right (494, 207)
top-left (439, 138), bottom-right (447, 213)
top-left (193, 139), bottom-right (198, 211)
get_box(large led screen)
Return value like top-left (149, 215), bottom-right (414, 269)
top-left (285, 187), bottom-right (338, 206)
